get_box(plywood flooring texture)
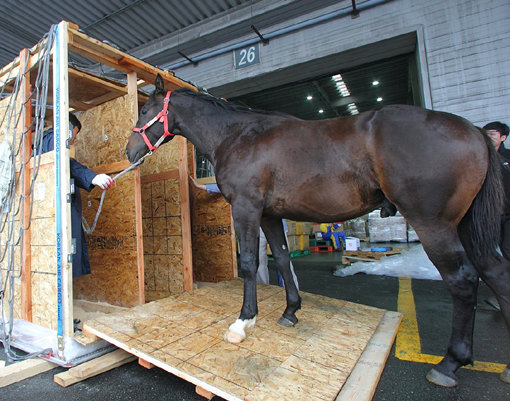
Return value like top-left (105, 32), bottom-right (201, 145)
top-left (84, 278), bottom-right (390, 401)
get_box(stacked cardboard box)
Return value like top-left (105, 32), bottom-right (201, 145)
top-left (285, 220), bottom-right (312, 251)
top-left (368, 210), bottom-right (407, 242)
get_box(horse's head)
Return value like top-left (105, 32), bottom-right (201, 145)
top-left (126, 74), bottom-right (177, 163)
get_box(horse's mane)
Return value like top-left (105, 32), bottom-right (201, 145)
top-left (173, 87), bottom-right (300, 119)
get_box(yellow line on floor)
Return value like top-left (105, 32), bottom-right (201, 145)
top-left (396, 277), bottom-right (505, 373)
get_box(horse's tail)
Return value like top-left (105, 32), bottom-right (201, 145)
top-left (462, 129), bottom-right (504, 261)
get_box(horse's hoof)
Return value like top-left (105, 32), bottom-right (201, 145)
top-left (277, 316), bottom-right (296, 327)
top-left (500, 367), bottom-right (510, 384)
top-left (224, 329), bottom-right (245, 344)
top-left (426, 368), bottom-right (458, 387)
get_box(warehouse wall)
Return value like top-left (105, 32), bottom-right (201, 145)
top-left (170, 0), bottom-right (509, 126)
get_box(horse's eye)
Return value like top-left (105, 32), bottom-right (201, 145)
top-left (141, 109), bottom-right (148, 115)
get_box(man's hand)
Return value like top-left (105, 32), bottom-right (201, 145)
top-left (92, 174), bottom-right (114, 190)
top-left (189, 176), bottom-right (206, 191)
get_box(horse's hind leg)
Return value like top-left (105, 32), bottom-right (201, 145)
top-left (415, 226), bottom-right (479, 387)
top-left (261, 217), bottom-right (301, 326)
top-left (466, 249), bottom-right (510, 383)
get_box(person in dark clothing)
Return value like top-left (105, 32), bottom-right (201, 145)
top-left (36, 113), bottom-right (114, 277)
top-left (484, 121), bottom-right (510, 310)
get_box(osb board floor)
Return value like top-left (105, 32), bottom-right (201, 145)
top-left (83, 279), bottom-right (400, 401)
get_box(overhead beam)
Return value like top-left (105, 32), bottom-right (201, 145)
top-left (67, 24), bottom-right (196, 91)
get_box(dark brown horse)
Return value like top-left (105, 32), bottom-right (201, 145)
top-left (126, 75), bottom-right (510, 388)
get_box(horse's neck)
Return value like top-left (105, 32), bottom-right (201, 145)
top-left (177, 110), bottom-right (249, 166)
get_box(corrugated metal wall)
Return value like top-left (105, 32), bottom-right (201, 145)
top-left (170, 0), bottom-right (510, 126)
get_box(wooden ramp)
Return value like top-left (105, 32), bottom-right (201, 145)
top-left (83, 279), bottom-right (401, 401)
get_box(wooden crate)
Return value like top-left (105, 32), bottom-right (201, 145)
top-left (0, 21), bottom-right (236, 359)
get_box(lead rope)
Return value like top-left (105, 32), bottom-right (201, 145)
top-left (81, 153), bottom-right (150, 234)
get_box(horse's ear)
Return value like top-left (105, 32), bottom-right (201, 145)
top-left (155, 74), bottom-right (165, 94)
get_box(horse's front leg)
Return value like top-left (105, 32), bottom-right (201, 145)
top-left (262, 217), bottom-right (301, 327)
top-left (225, 210), bottom-right (260, 344)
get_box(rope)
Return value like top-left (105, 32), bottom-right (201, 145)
top-left (81, 155), bottom-right (149, 234)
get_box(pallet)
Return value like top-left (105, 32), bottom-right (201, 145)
top-left (310, 245), bottom-right (333, 253)
top-left (267, 248), bottom-right (311, 260)
top-left (309, 239), bottom-right (333, 247)
top-left (82, 279), bottom-right (401, 401)
top-left (342, 249), bottom-right (402, 265)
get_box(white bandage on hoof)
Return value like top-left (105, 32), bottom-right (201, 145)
top-left (224, 317), bottom-right (257, 344)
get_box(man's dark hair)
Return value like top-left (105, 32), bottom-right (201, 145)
top-left (483, 121), bottom-right (509, 137)
top-left (69, 112), bottom-right (82, 131)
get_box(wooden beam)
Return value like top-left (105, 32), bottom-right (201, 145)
top-left (128, 71), bottom-right (146, 306)
top-left (67, 25), bottom-right (196, 91)
top-left (0, 358), bottom-right (57, 388)
top-left (134, 166), bottom-right (145, 305)
top-left (138, 358), bottom-right (154, 369)
top-left (53, 349), bottom-right (136, 387)
top-left (91, 160), bottom-right (132, 175)
top-left (178, 136), bottom-right (193, 291)
top-left (196, 385), bottom-right (214, 400)
top-left (20, 48), bottom-right (33, 322)
top-left (0, 37), bottom-right (48, 87)
top-left (140, 169), bottom-right (179, 185)
top-left (336, 311), bottom-right (402, 401)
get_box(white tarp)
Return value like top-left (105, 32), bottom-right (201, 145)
top-left (334, 243), bottom-right (442, 280)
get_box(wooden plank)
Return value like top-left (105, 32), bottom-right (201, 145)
top-left (67, 27), bottom-right (196, 91)
top-left (128, 70), bottom-right (145, 306)
top-left (0, 358), bottom-right (57, 387)
top-left (138, 358), bottom-right (154, 369)
top-left (178, 136), bottom-right (193, 291)
top-left (91, 160), bottom-right (132, 175)
top-left (196, 385), bottom-right (214, 400)
top-left (140, 169), bottom-right (180, 184)
top-left (53, 349), bottom-right (136, 387)
top-left (135, 167), bottom-right (145, 305)
top-left (336, 311), bottom-right (402, 401)
top-left (74, 331), bottom-right (100, 346)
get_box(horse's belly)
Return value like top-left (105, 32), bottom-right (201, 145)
top-left (265, 187), bottom-right (380, 222)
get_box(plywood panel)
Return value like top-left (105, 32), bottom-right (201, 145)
top-left (84, 279), bottom-right (399, 401)
top-left (75, 95), bottom-right (135, 167)
top-left (0, 153), bottom-right (58, 329)
top-left (74, 173), bottom-right (139, 307)
top-left (139, 140), bottom-right (180, 176)
top-left (142, 176), bottom-right (184, 302)
top-left (191, 183), bottom-right (236, 282)
top-left (31, 271), bottom-right (58, 330)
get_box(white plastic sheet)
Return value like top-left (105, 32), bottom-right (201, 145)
top-left (334, 243), bottom-right (441, 280)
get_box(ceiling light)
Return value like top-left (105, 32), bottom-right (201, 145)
top-left (318, 109), bottom-right (324, 114)
top-left (332, 73), bottom-right (351, 97)
top-left (347, 103), bottom-right (359, 115)
top-left (377, 97), bottom-right (383, 102)
top-left (307, 95), bottom-right (313, 100)
top-left (372, 80), bottom-right (379, 86)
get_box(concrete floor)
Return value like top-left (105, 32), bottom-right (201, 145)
top-left (2, 245), bottom-right (510, 401)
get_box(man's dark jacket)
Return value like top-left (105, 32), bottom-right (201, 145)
top-left (498, 145), bottom-right (510, 216)
top-left (37, 128), bottom-right (96, 277)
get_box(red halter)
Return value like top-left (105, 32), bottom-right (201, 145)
top-left (132, 91), bottom-right (174, 152)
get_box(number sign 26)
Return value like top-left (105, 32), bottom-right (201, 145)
top-left (234, 44), bottom-right (260, 69)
